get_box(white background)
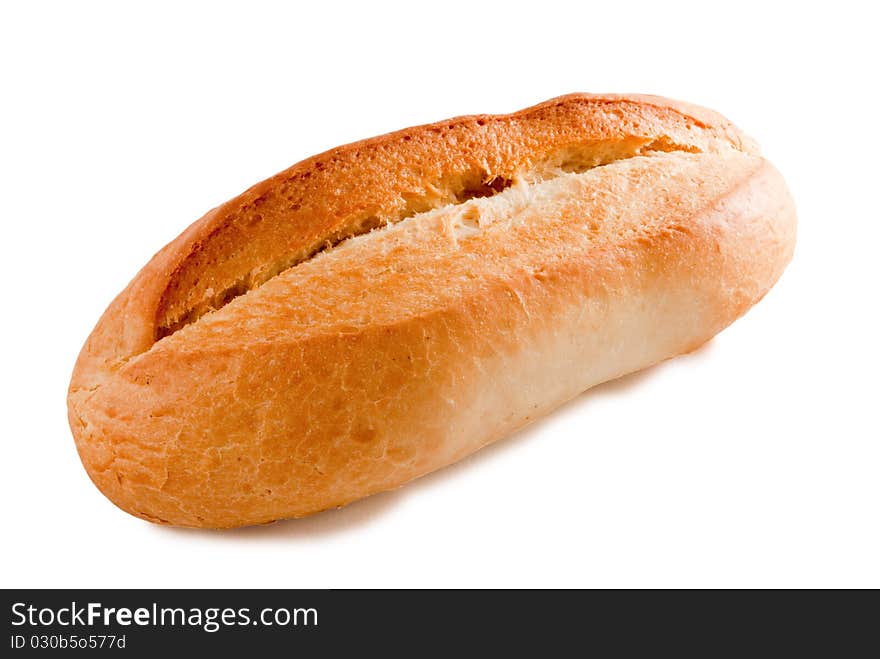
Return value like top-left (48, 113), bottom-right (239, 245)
top-left (2, 1), bottom-right (877, 588)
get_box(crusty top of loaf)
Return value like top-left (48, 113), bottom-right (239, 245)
top-left (141, 150), bottom-right (763, 348)
top-left (70, 93), bottom-right (755, 393)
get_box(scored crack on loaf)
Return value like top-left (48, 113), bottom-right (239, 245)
top-left (68, 93), bottom-right (795, 528)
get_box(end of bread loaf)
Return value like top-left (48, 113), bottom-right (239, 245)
top-left (68, 94), bottom-right (794, 528)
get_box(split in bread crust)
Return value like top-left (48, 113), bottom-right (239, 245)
top-left (68, 94), bottom-right (795, 528)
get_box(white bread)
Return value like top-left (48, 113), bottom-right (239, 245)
top-left (67, 94), bottom-right (796, 528)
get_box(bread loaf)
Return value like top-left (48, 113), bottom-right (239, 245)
top-left (67, 94), bottom-right (796, 528)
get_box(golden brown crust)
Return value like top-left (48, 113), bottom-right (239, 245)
top-left (69, 93), bottom-right (754, 390)
top-left (68, 94), bottom-right (794, 528)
